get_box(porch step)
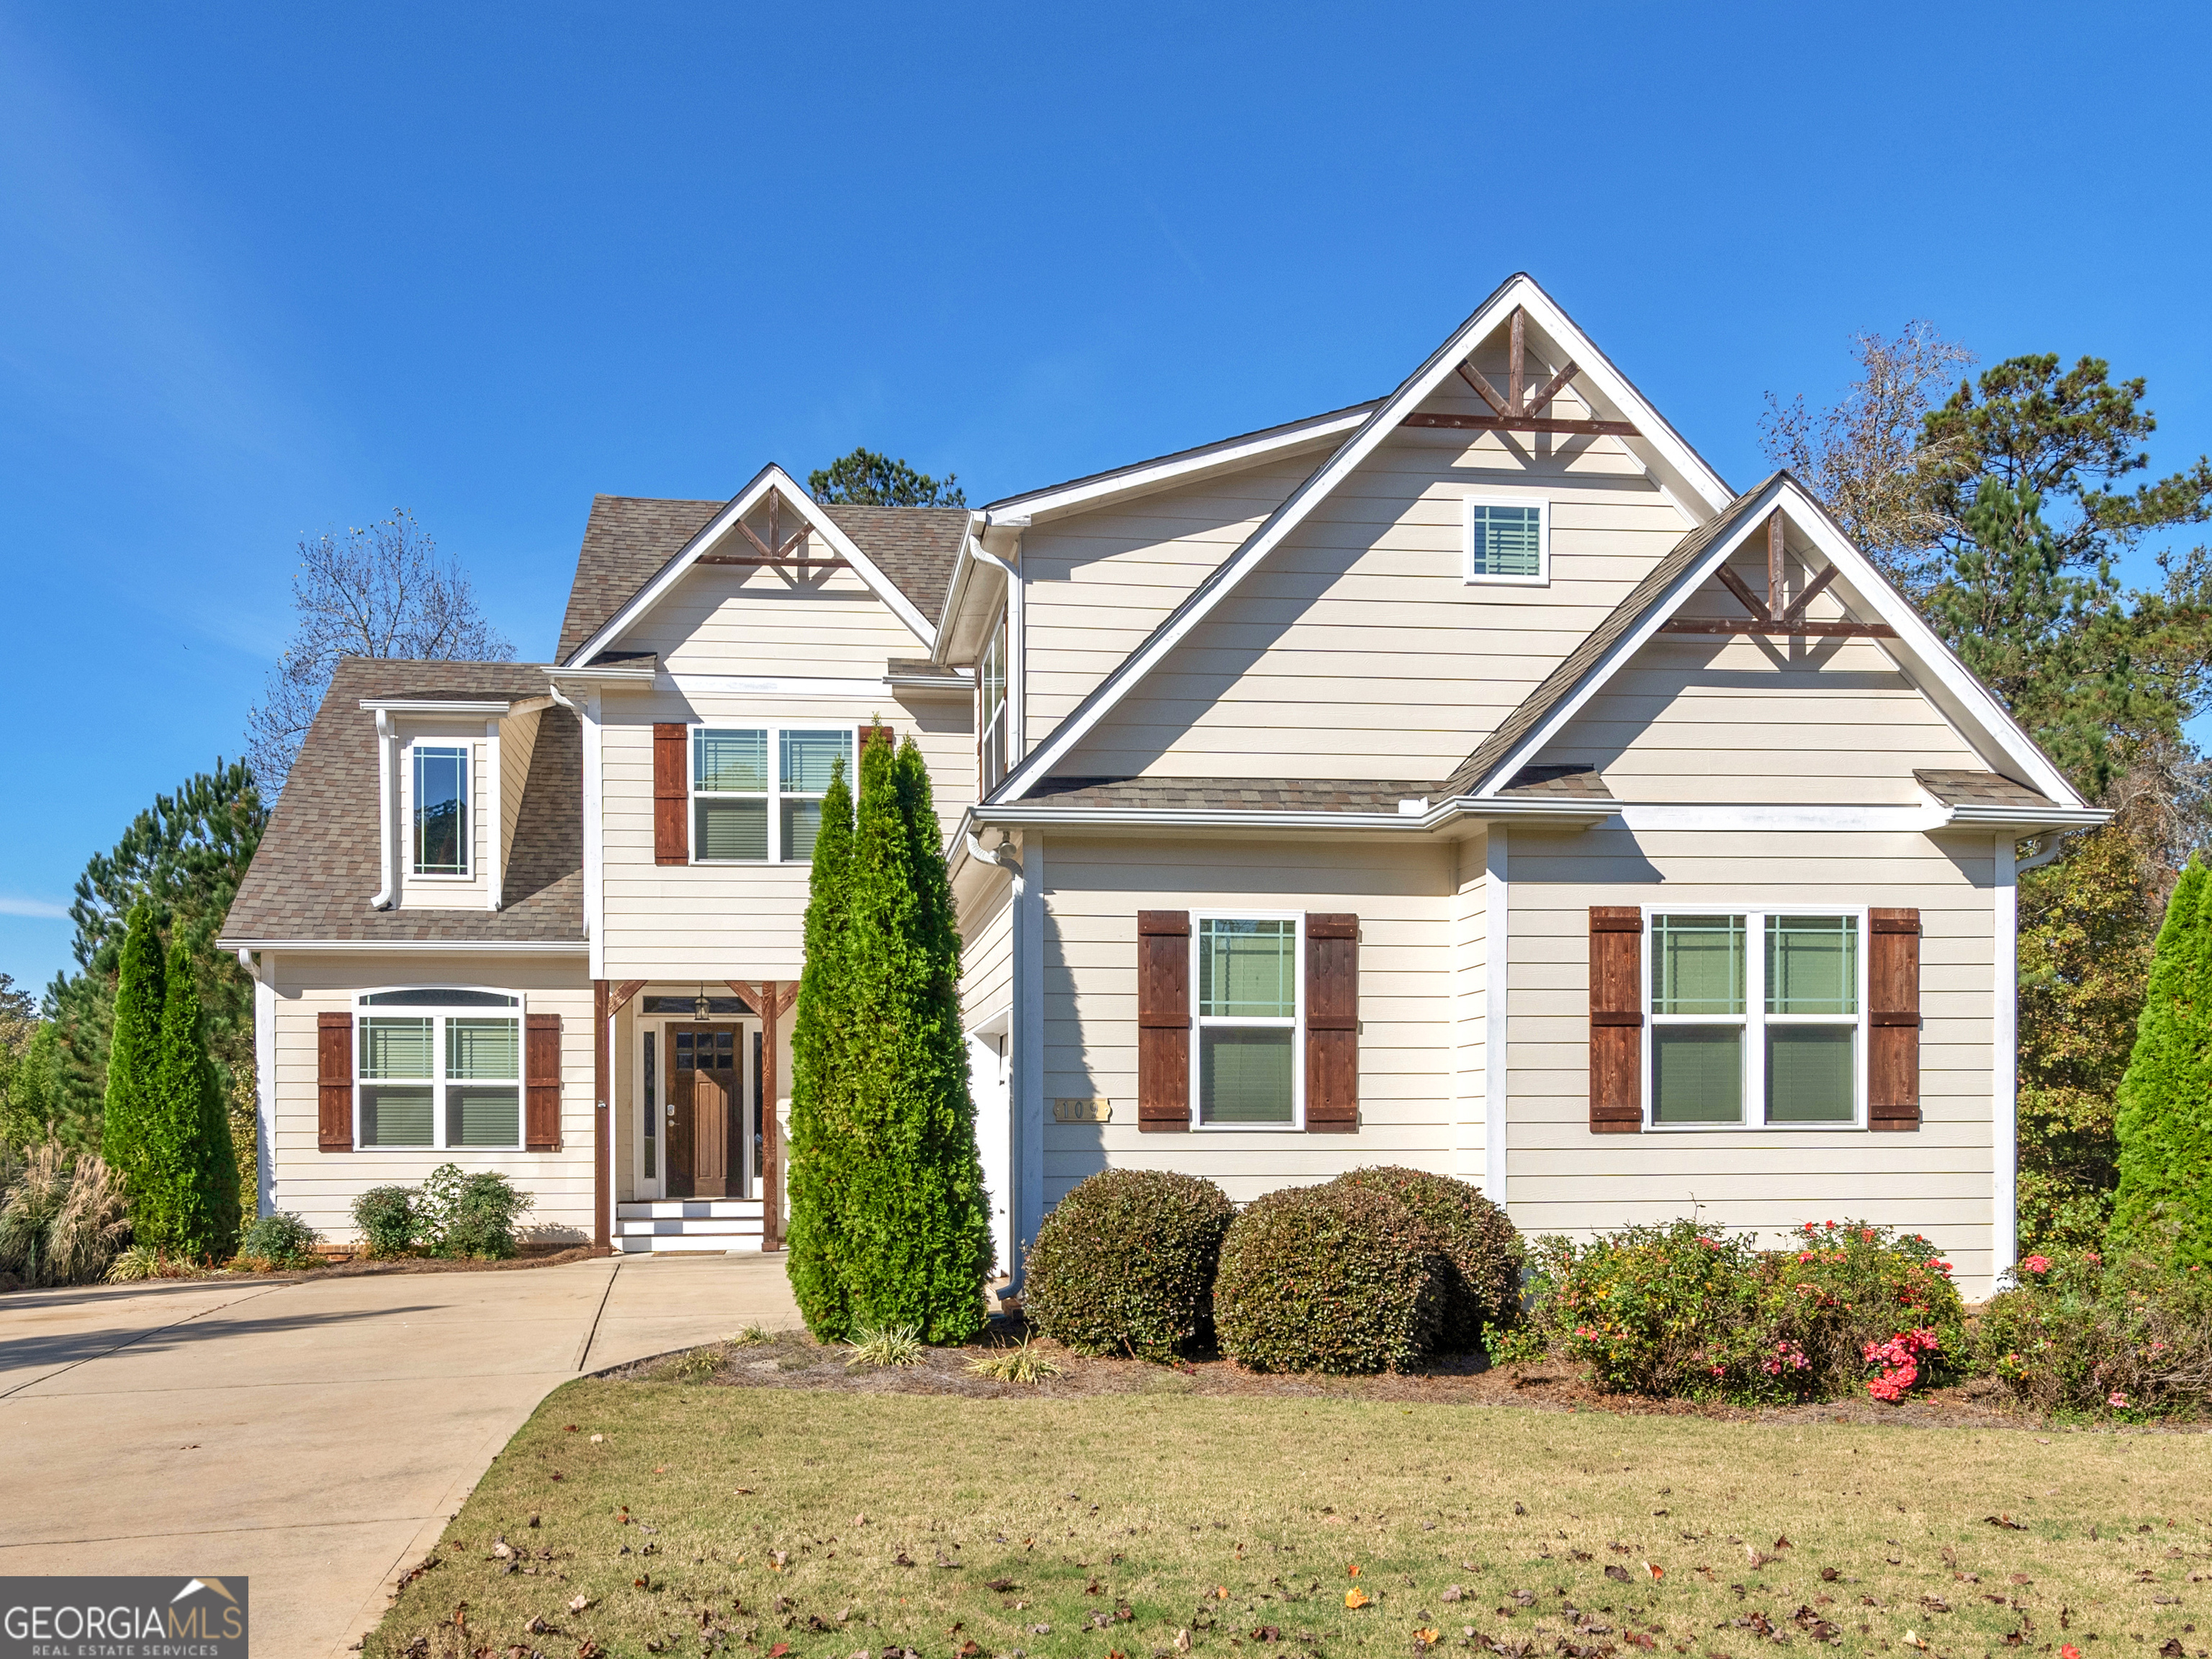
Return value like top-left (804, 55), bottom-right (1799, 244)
top-left (616, 1233), bottom-right (766, 1254)
top-left (616, 1199), bottom-right (762, 1220)
top-left (617, 1214), bottom-right (763, 1237)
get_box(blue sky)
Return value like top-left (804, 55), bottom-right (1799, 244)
top-left (3, 1), bottom-right (2208, 998)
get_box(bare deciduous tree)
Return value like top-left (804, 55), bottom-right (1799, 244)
top-left (246, 511), bottom-right (513, 792)
top-left (1758, 322), bottom-right (1977, 598)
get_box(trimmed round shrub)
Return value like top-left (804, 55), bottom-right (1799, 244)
top-left (419, 1165), bottom-right (534, 1260)
top-left (352, 1185), bottom-right (418, 1256)
top-left (1022, 1169), bottom-right (1234, 1359)
top-left (1330, 1166), bottom-right (1524, 1352)
top-left (1213, 1183), bottom-right (1445, 1374)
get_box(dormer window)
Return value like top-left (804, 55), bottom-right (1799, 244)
top-left (413, 745), bottom-right (471, 875)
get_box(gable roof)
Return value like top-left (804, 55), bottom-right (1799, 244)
top-left (988, 272), bottom-right (1738, 803)
top-left (555, 477), bottom-right (966, 664)
top-left (1450, 471), bottom-right (2090, 809)
top-left (221, 659), bottom-right (584, 947)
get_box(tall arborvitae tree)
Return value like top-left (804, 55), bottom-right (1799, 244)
top-left (150, 940), bottom-right (239, 1259)
top-left (786, 754), bottom-right (857, 1335)
top-left (2112, 860), bottom-right (2212, 1264)
top-left (102, 904), bottom-right (165, 1210)
top-left (784, 731), bottom-right (992, 1342)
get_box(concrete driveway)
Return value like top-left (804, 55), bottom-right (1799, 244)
top-left (0, 1254), bottom-right (800, 1657)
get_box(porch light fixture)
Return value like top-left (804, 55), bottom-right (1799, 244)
top-left (693, 984), bottom-right (711, 1022)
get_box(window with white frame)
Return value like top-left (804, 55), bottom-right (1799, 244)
top-left (1193, 914), bottom-right (1302, 1126)
top-left (691, 726), bottom-right (855, 863)
top-left (979, 609), bottom-right (1009, 793)
top-left (1647, 912), bottom-right (1863, 1128)
top-left (1464, 498), bottom-right (1549, 585)
top-left (413, 745), bottom-right (471, 874)
top-left (355, 989), bottom-right (521, 1149)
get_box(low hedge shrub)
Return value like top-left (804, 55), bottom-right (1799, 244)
top-left (1213, 1183), bottom-right (1444, 1374)
top-left (352, 1185), bottom-right (418, 1256)
top-left (1977, 1249), bottom-right (2212, 1417)
top-left (1527, 1218), bottom-right (1966, 1403)
top-left (235, 1210), bottom-right (323, 1269)
top-left (418, 1164), bottom-right (533, 1259)
top-left (1329, 1166), bottom-right (1524, 1352)
top-left (1022, 1169), bottom-right (1234, 1359)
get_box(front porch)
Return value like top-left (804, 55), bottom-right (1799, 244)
top-left (598, 976), bottom-right (798, 1256)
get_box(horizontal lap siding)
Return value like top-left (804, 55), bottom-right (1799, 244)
top-left (961, 880), bottom-right (1016, 1027)
top-left (1022, 456), bottom-right (1318, 745)
top-left (600, 688), bottom-right (974, 982)
top-left (1503, 824), bottom-right (2000, 1291)
top-left (267, 953), bottom-right (595, 1246)
top-left (1061, 428), bottom-right (1694, 778)
top-left (629, 564), bottom-right (925, 679)
top-left (1038, 835), bottom-right (1455, 1205)
top-left (1540, 559), bottom-right (1979, 804)
top-left (1452, 835), bottom-right (1488, 1182)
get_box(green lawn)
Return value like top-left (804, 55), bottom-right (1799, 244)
top-left (371, 1364), bottom-right (2212, 1659)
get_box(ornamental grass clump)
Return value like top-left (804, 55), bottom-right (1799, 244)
top-left (1021, 1169), bottom-right (1234, 1359)
top-left (1976, 1248), bottom-right (2212, 1417)
top-left (0, 1142), bottom-right (132, 1287)
top-left (1213, 1183), bottom-right (1445, 1374)
top-left (1527, 1217), bottom-right (1965, 1404)
top-left (1328, 1166), bottom-right (1524, 1353)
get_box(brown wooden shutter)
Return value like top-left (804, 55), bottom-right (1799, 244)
top-left (1869, 908), bottom-right (1922, 1130)
top-left (653, 723), bottom-right (688, 866)
top-left (1304, 914), bottom-right (1359, 1132)
top-left (318, 1010), bottom-right (353, 1151)
top-left (862, 721), bottom-right (895, 753)
top-left (1137, 910), bottom-right (1190, 1131)
top-left (526, 1012), bottom-right (563, 1150)
top-left (1588, 907), bottom-right (1643, 1133)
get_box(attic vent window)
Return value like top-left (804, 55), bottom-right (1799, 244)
top-left (1465, 499), bottom-right (1549, 585)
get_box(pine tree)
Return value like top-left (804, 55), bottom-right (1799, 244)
top-left (783, 731), bottom-right (993, 1342)
top-left (102, 904), bottom-right (166, 1218)
top-left (151, 940), bottom-right (238, 1259)
top-left (2112, 860), bottom-right (2212, 1264)
top-left (786, 753), bottom-right (857, 1335)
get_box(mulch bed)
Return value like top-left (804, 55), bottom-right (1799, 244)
top-left (594, 1321), bottom-right (2170, 1431)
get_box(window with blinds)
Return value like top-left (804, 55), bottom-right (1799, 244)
top-left (1465, 500), bottom-right (1548, 583)
top-left (1194, 916), bottom-right (1300, 1125)
top-left (692, 725), bottom-right (855, 863)
top-left (356, 999), bottom-right (522, 1149)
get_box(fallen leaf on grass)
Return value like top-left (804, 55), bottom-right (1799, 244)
top-left (1605, 1567), bottom-right (1631, 1584)
top-left (1347, 1590), bottom-right (1372, 1609)
top-left (1251, 1627), bottom-right (1282, 1642)
top-left (986, 1578), bottom-right (1019, 1593)
top-left (1349, 1565), bottom-right (1363, 1578)
top-left (1986, 1515), bottom-right (2028, 1530)
top-left (567, 1595), bottom-right (595, 1614)
top-left (1415, 1628), bottom-right (1441, 1646)
top-left (768, 1645), bottom-right (789, 1658)
top-left (1645, 1563), bottom-right (1665, 1582)
top-left (1902, 1632), bottom-right (1928, 1650)
top-left (1173, 1631), bottom-right (1191, 1653)
top-left (1215, 1586), bottom-right (1231, 1600)
top-left (1442, 1588), bottom-right (1463, 1604)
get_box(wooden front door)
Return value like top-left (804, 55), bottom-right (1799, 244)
top-left (670, 1025), bottom-right (739, 1198)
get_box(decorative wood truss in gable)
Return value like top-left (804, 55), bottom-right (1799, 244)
top-left (1657, 510), bottom-right (1897, 639)
top-left (696, 488), bottom-right (851, 570)
top-left (1403, 305), bottom-right (1643, 438)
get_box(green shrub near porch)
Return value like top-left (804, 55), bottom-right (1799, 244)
top-left (786, 729), bottom-right (994, 1344)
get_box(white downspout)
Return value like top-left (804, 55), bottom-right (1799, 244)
top-left (372, 709), bottom-right (396, 909)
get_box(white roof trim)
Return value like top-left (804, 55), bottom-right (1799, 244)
top-left (562, 464), bottom-right (934, 665)
top-left (991, 273), bottom-right (1737, 803)
top-left (214, 937), bottom-right (590, 953)
top-left (359, 698), bottom-right (518, 714)
top-left (983, 405), bottom-right (1377, 524)
top-left (1475, 474), bottom-right (2088, 811)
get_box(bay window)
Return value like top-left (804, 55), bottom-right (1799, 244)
top-left (1193, 914), bottom-right (1302, 1127)
top-left (1647, 910), bottom-right (1863, 1128)
top-left (356, 989), bottom-right (521, 1149)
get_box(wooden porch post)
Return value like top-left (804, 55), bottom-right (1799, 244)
top-left (761, 981), bottom-right (782, 1251)
top-left (593, 979), bottom-right (611, 1253)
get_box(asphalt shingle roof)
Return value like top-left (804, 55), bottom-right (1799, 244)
top-left (222, 659), bottom-right (583, 945)
top-left (1914, 768), bottom-right (2056, 809)
top-left (554, 494), bottom-right (966, 664)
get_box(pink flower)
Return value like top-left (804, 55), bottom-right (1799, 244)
top-left (2021, 1255), bottom-right (2052, 1274)
top-left (1824, 1220), bottom-right (1837, 1229)
top-left (2108, 1390), bottom-right (2129, 1409)
top-left (2085, 1251), bottom-right (2103, 1265)
top-left (1933, 1261), bottom-right (1954, 1274)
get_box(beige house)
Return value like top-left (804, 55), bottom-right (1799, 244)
top-left (222, 274), bottom-right (2100, 1296)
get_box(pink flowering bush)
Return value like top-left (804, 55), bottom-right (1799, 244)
top-left (1976, 1248), bottom-right (2212, 1417)
top-left (1526, 1218), bottom-right (1965, 1404)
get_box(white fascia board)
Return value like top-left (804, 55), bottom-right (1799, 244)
top-left (215, 937), bottom-right (590, 953)
top-left (1945, 804), bottom-right (2111, 832)
top-left (932, 535), bottom-right (1012, 666)
top-left (1475, 475), bottom-right (2091, 812)
top-left (984, 406), bottom-right (1376, 525)
top-left (991, 274), bottom-right (1737, 805)
top-left (360, 698), bottom-right (516, 714)
top-left (547, 663), bottom-right (657, 685)
top-left (968, 797), bottom-right (1612, 835)
top-left (562, 465), bottom-right (935, 667)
